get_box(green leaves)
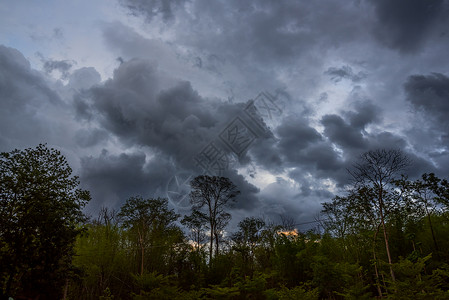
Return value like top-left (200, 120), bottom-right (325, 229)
top-left (117, 196), bottom-right (183, 275)
top-left (0, 144), bottom-right (90, 298)
top-left (118, 196), bottom-right (179, 230)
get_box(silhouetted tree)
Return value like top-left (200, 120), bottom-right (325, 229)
top-left (181, 209), bottom-right (208, 252)
top-left (118, 196), bottom-right (180, 275)
top-left (395, 173), bottom-right (449, 260)
top-left (349, 149), bottom-right (410, 283)
top-left (0, 144), bottom-right (90, 299)
top-left (189, 175), bottom-right (240, 262)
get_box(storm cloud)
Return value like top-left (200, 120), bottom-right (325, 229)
top-left (1, 0), bottom-right (449, 227)
top-left (370, 0), bottom-right (448, 53)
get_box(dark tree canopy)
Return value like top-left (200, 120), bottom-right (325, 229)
top-left (118, 196), bottom-right (181, 275)
top-left (232, 216), bottom-right (266, 248)
top-left (181, 209), bottom-right (209, 252)
top-left (189, 175), bottom-right (240, 261)
top-left (118, 196), bottom-right (179, 231)
top-left (347, 149), bottom-right (410, 286)
top-left (0, 144), bottom-right (90, 299)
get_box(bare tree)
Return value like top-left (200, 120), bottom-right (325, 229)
top-left (189, 175), bottom-right (240, 262)
top-left (279, 214), bottom-right (296, 231)
top-left (96, 206), bottom-right (118, 227)
top-left (349, 149), bottom-right (410, 282)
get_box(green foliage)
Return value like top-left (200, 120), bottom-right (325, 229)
top-left (379, 255), bottom-right (449, 299)
top-left (4, 146), bottom-right (447, 300)
top-left (118, 196), bottom-right (182, 275)
top-left (68, 207), bottom-right (449, 299)
top-left (222, 270), bottom-right (271, 299)
top-left (130, 273), bottom-right (205, 300)
top-left (233, 217), bottom-right (266, 247)
top-left (71, 217), bottom-right (130, 299)
top-left (132, 272), bottom-right (180, 299)
top-left (271, 284), bottom-right (319, 300)
top-left (231, 217), bottom-right (266, 276)
top-left (201, 285), bottom-right (240, 299)
top-left (99, 287), bottom-right (115, 300)
top-left (335, 281), bottom-right (372, 300)
top-left (119, 196), bottom-right (180, 230)
top-left (0, 144), bottom-right (90, 299)
top-left (66, 169), bottom-right (449, 299)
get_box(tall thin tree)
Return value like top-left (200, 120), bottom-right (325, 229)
top-left (189, 175), bottom-right (240, 263)
top-left (349, 149), bottom-right (410, 282)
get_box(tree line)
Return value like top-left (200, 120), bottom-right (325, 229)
top-left (1, 145), bottom-right (449, 299)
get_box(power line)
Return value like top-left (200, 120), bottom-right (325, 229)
top-left (292, 218), bottom-right (329, 227)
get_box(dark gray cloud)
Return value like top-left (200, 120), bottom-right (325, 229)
top-left (74, 128), bottom-right (109, 148)
top-left (249, 113), bottom-right (345, 182)
top-left (366, 132), bottom-right (408, 152)
top-left (247, 97), bottom-right (423, 190)
top-left (79, 149), bottom-right (263, 214)
top-left (83, 58), bottom-right (219, 163)
top-left (117, 0), bottom-right (368, 86)
top-left (1, 41), bottom-right (445, 227)
top-left (320, 100), bottom-right (398, 155)
top-left (404, 73), bottom-right (449, 128)
top-left (251, 114), bottom-right (347, 186)
top-left (177, 0), bottom-right (365, 65)
top-left (120, 0), bottom-right (187, 22)
top-left (258, 177), bottom-right (329, 226)
top-left (80, 150), bottom-right (152, 210)
top-left (2, 0), bottom-right (449, 228)
top-left (223, 170), bottom-right (261, 211)
top-left (73, 57), bottom-right (265, 213)
top-left (291, 143), bottom-right (344, 179)
top-left (276, 116), bottom-right (323, 154)
top-left (317, 99), bottom-right (437, 183)
top-left (0, 45), bottom-right (63, 151)
top-left (0, 46), bottom-right (61, 106)
top-left (403, 73), bottom-right (449, 176)
top-left (345, 100), bottom-right (381, 129)
top-left (322, 114), bottom-right (366, 149)
top-left (73, 92), bottom-right (93, 121)
top-left (42, 59), bottom-right (74, 79)
top-left (325, 65), bottom-right (367, 83)
top-left (35, 52), bottom-right (76, 79)
top-left (406, 152), bottom-right (437, 178)
top-left (249, 137), bottom-right (283, 174)
top-left (370, 0), bottom-right (447, 53)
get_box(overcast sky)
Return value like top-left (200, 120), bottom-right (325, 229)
top-left (1, 0), bottom-right (449, 229)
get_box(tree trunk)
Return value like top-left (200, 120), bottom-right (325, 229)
top-left (141, 245), bottom-right (145, 275)
top-left (215, 231), bottom-right (219, 257)
top-left (196, 231), bottom-right (201, 252)
top-left (3, 269), bottom-right (15, 300)
top-left (379, 195), bottom-right (395, 282)
top-left (209, 221), bottom-right (214, 264)
top-left (63, 278), bottom-right (69, 300)
top-left (139, 229), bottom-right (144, 275)
top-left (425, 206), bottom-right (440, 260)
top-left (373, 223), bottom-right (383, 298)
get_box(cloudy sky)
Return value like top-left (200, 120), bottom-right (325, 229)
top-left (1, 0), bottom-right (449, 229)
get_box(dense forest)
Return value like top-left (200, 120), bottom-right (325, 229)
top-left (2, 145), bottom-right (449, 299)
